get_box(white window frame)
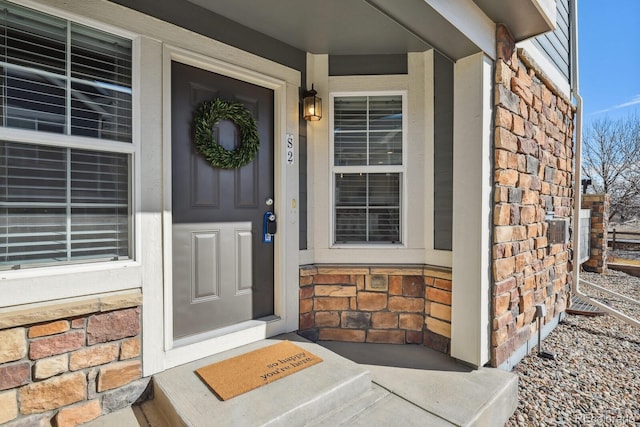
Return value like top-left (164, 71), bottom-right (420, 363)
top-left (0, 2), bottom-right (141, 307)
top-left (329, 90), bottom-right (407, 248)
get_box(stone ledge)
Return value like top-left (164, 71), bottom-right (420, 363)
top-left (517, 48), bottom-right (575, 109)
top-left (302, 264), bottom-right (452, 277)
top-left (0, 290), bottom-right (142, 330)
top-left (316, 267), bottom-right (370, 275)
top-left (299, 265), bottom-right (318, 277)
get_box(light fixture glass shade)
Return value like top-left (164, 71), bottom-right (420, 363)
top-left (303, 86), bottom-right (322, 121)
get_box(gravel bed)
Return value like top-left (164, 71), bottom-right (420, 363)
top-left (506, 269), bottom-right (640, 426)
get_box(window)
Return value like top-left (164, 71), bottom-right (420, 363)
top-left (0, 1), bottom-right (133, 268)
top-left (332, 94), bottom-right (404, 244)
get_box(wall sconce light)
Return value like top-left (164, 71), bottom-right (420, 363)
top-left (303, 84), bottom-right (322, 121)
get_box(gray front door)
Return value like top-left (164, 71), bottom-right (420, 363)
top-left (171, 61), bottom-right (275, 340)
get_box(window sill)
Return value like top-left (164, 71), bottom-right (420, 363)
top-left (330, 243), bottom-right (406, 249)
top-left (0, 260), bottom-right (142, 308)
top-left (313, 247), bottom-right (425, 265)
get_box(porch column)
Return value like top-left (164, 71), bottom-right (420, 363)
top-left (450, 52), bottom-right (493, 367)
top-left (140, 36), bottom-right (165, 376)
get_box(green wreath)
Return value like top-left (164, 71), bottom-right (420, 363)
top-left (193, 98), bottom-right (260, 169)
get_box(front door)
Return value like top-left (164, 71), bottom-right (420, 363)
top-left (171, 61), bottom-right (275, 340)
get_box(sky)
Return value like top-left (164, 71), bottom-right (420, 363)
top-left (578, 0), bottom-right (640, 124)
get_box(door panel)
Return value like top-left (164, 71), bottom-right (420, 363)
top-left (171, 61), bottom-right (274, 340)
top-left (191, 154), bottom-right (219, 207)
top-left (193, 231), bottom-right (219, 301)
top-left (172, 222), bottom-right (254, 337)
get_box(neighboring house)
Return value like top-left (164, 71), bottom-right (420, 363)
top-left (0, 0), bottom-right (578, 424)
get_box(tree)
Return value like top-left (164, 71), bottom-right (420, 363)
top-left (581, 114), bottom-right (640, 221)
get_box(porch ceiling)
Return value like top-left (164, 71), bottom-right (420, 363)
top-left (186, 0), bottom-right (481, 60)
top-left (188, 0), bottom-right (556, 61)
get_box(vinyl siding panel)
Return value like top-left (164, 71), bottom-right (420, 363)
top-left (329, 55), bottom-right (408, 76)
top-left (433, 52), bottom-right (453, 251)
top-left (531, 0), bottom-right (571, 82)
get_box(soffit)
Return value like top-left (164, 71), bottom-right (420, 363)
top-left (472, 0), bottom-right (556, 40)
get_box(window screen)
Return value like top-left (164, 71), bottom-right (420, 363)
top-left (0, 141), bottom-right (130, 266)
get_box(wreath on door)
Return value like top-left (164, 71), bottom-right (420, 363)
top-left (193, 98), bottom-right (260, 169)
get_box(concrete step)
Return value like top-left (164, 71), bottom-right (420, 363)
top-left (306, 385), bottom-right (389, 426)
top-left (84, 406), bottom-right (141, 427)
top-left (365, 364), bottom-right (518, 426)
top-left (341, 392), bottom-right (458, 427)
top-left (307, 383), bottom-right (458, 427)
top-left (134, 400), bottom-right (171, 426)
top-left (143, 337), bottom-right (372, 427)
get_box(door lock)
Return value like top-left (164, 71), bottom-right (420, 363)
top-left (263, 211), bottom-right (277, 243)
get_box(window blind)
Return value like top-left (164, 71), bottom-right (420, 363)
top-left (0, 1), bottom-right (133, 142)
top-left (334, 95), bottom-right (402, 166)
top-left (333, 95), bottom-right (403, 243)
top-left (0, 141), bottom-right (129, 267)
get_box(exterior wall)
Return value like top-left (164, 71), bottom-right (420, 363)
top-left (491, 26), bottom-right (575, 369)
top-left (299, 266), bottom-right (452, 354)
top-left (581, 194), bottom-right (609, 273)
top-left (0, 292), bottom-right (146, 426)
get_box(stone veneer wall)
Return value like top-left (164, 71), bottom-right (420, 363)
top-left (0, 291), bottom-right (147, 426)
top-left (581, 194), bottom-right (609, 273)
top-left (491, 25), bottom-right (576, 368)
top-left (298, 265), bottom-right (453, 354)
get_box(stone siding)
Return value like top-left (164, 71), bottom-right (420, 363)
top-left (0, 292), bottom-right (148, 426)
top-left (581, 194), bottom-right (609, 273)
top-left (491, 25), bottom-right (576, 368)
top-left (299, 265), bottom-right (452, 354)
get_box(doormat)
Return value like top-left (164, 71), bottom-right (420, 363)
top-left (195, 341), bottom-right (323, 400)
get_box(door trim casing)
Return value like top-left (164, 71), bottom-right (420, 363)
top-left (157, 44), bottom-right (300, 372)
